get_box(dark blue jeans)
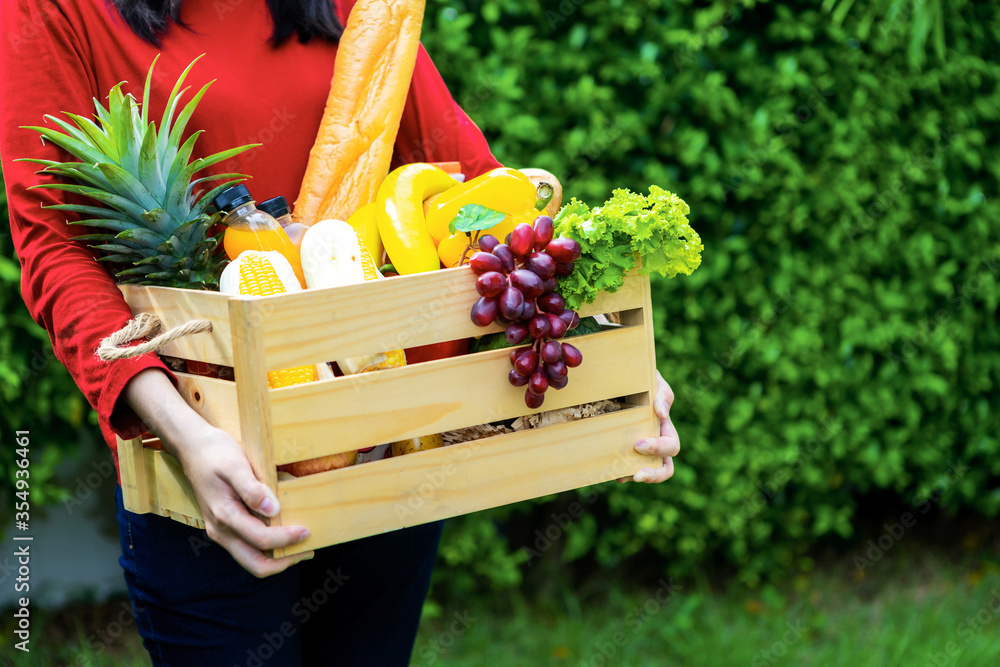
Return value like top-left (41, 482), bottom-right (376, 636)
top-left (115, 484), bottom-right (443, 666)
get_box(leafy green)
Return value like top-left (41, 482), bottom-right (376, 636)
top-left (449, 204), bottom-right (506, 234)
top-left (553, 186), bottom-right (703, 309)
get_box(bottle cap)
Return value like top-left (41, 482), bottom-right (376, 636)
top-left (258, 196), bottom-right (291, 219)
top-left (214, 184), bottom-right (254, 213)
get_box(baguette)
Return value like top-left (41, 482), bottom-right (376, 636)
top-left (293, 0), bottom-right (426, 225)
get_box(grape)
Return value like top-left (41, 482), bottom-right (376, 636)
top-left (525, 251), bottom-right (556, 280)
top-left (504, 232), bottom-right (512, 245)
top-left (525, 388), bottom-right (545, 408)
top-left (528, 369), bottom-right (549, 395)
top-left (541, 276), bottom-right (557, 294)
top-left (537, 292), bottom-right (566, 314)
top-left (476, 271), bottom-right (506, 297)
top-left (492, 244), bottom-right (515, 273)
top-left (514, 349), bottom-right (538, 376)
top-left (545, 360), bottom-right (568, 381)
top-left (505, 322), bottom-right (529, 345)
top-left (510, 223), bottom-right (535, 257)
top-left (546, 312), bottom-right (568, 338)
top-left (471, 297), bottom-right (499, 326)
top-left (470, 252), bottom-right (503, 275)
top-left (541, 340), bottom-right (563, 364)
top-left (510, 269), bottom-right (544, 299)
top-left (478, 234), bottom-right (499, 253)
top-left (520, 300), bottom-right (536, 322)
top-left (510, 348), bottom-right (524, 367)
top-left (496, 312), bottom-right (512, 326)
top-left (554, 262), bottom-right (575, 277)
top-left (533, 216), bottom-right (554, 249)
top-left (558, 310), bottom-right (580, 331)
top-left (499, 287), bottom-right (525, 320)
top-left (508, 369), bottom-right (529, 387)
top-left (529, 314), bottom-right (551, 339)
top-left (549, 375), bottom-right (569, 390)
top-left (545, 237), bottom-right (582, 263)
top-left (561, 343), bottom-right (583, 367)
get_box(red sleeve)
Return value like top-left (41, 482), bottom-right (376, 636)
top-left (335, 0), bottom-right (503, 178)
top-left (0, 1), bottom-right (173, 444)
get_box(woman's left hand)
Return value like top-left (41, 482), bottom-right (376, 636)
top-left (618, 372), bottom-right (680, 483)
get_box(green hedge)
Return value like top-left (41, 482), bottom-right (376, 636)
top-left (2, 0), bottom-right (998, 592)
top-left (419, 0), bottom-right (1000, 590)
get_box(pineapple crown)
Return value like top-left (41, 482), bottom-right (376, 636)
top-left (16, 54), bottom-right (259, 289)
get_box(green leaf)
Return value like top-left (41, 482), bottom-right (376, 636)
top-left (449, 204), bottom-right (506, 234)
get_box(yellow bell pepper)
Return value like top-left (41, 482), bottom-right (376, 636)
top-left (346, 202), bottom-right (384, 266)
top-left (376, 164), bottom-right (459, 274)
top-left (424, 168), bottom-right (537, 244)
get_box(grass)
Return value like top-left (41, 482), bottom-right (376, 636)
top-left (2, 543), bottom-right (998, 666)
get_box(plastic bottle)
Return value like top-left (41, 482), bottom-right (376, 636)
top-left (214, 184), bottom-right (306, 287)
top-left (259, 195), bottom-right (308, 250)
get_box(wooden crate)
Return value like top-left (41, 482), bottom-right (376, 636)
top-left (116, 266), bottom-right (661, 557)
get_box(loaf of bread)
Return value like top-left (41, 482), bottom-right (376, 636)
top-left (293, 0), bottom-right (426, 225)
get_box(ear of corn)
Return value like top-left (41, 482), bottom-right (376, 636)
top-left (219, 251), bottom-right (319, 388)
top-left (300, 220), bottom-right (406, 374)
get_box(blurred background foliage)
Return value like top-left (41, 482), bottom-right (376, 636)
top-left (2, 0), bottom-right (998, 598)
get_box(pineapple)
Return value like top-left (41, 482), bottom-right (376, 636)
top-left (17, 55), bottom-right (255, 290)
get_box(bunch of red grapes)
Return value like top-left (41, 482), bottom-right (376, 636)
top-left (469, 215), bottom-right (584, 408)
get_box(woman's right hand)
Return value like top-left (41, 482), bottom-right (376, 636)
top-left (123, 368), bottom-right (314, 577)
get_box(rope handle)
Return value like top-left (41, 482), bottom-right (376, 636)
top-left (97, 313), bottom-right (213, 361)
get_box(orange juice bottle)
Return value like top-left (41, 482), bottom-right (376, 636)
top-left (259, 195), bottom-right (308, 250)
top-left (214, 184), bottom-right (306, 287)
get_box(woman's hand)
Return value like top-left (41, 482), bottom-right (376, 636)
top-left (618, 372), bottom-right (680, 484)
top-left (123, 369), bottom-right (314, 577)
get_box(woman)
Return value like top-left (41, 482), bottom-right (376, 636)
top-left (0, 0), bottom-right (681, 664)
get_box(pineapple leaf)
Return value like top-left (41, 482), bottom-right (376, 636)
top-left (19, 160), bottom-right (112, 190)
top-left (95, 163), bottom-right (159, 211)
top-left (96, 254), bottom-right (139, 264)
top-left (140, 208), bottom-right (175, 234)
top-left (43, 115), bottom-right (96, 150)
top-left (136, 255), bottom-right (171, 265)
top-left (158, 54), bottom-right (206, 157)
top-left (138, 121), bottom-right (165, 197)
top-left (141, 54), bottom-right (160, 127)
top-left (192, 144), bottom-right (259, 174)
top-left (93, 243), bottom-right (155, 256)
top-left (114, 93), bottom-right (140, 175)
top-left (116, 227), bottom-right (166, 246)
top-left (115, 265), bottom-right (159, 276)
top-left (164, 130), bottom-right (202, 203)
top-left (164, 80), bottom-right (214, 168)
top-left (144, 271), bottom-right (185, 281)
top-left (66, 219), bottom-right (135, 232)
top-left (70, 233), bottom-right (119, 242)
top-left (192, 179), bottom-right (246, 215)
top-left (19, 124), bottom-right (107, 166)
top-left (31, 183), bottom-right (149, 220)
top-left (63, 112), bottom-right (117, 160)
top-left (44, 203), bottom-right (129, 221)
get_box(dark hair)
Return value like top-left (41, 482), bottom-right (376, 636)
top-left (109, 0), bottom-right (343, 46)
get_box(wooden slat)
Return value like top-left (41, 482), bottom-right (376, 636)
top-left (256, 268), bottom-right (646, 372)
top-left (268, 325), bottom-right (649, 465)
top-left (175, 372), bottom-right (241, 441)
top-left (228, 297), bottom-right (280, 517)
top-left (117, 436), bottom-right (151, 514)
top-left (146, 449), bottom-right (203, 526)
top-left (118, 285), bottom-right (234, 365)
top-left (273, 405), bottom-right (661, 555)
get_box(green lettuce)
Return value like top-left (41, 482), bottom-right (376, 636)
top-left (553, 186), bottom-right (703, 309)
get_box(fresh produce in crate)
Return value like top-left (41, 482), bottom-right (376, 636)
top-left (374, 163), bottom-right (457, 274)
top-left (300, 219), bottom-right (406, 374)
top-left (17, 56), bottom-right (254, 289)
top-left (466, 213), bottom-right (584, 408)
top-left (220, 250), bottom-right (357, 475)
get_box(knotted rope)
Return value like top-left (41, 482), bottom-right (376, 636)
top-left (97, 313), bottom-right (213, 361)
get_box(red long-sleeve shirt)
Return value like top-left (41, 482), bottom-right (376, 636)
top-left (0, 0), bottom-right (502, 481)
